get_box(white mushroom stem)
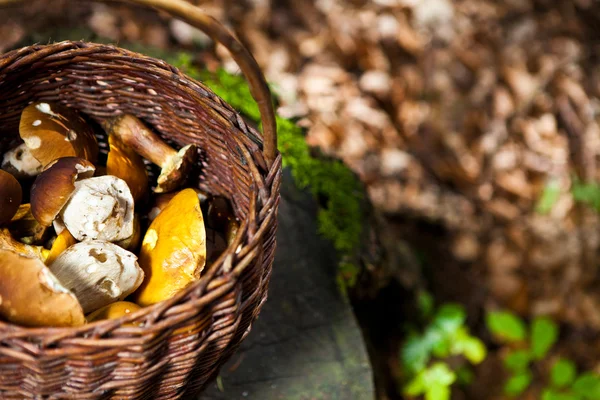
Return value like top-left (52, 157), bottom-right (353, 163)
top-left (1, 143), bottom-right (43, 179)
top-left (49, 240), bottom-right (144, 314)
top-left (60, 175), bottom-right (134, 242)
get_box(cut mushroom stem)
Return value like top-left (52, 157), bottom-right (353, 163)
top-left (48, 240), bottom-right (144, 314)
top-left (0, 170), bottom-right (22, 225)
top-left (2, 143), bottom-right (43, 179)
top-left (59, 175), bottom-right (135, 242)
top-left (103, 114), bottom-right (197, 193)
top-left (115, 214), bottom-right (142, 252)
top-left (0, 249), bottom-right (84, 327)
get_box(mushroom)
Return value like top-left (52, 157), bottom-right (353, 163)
top-left (115, 214), bottom-right (142, 252)
top-left (103, 114), bottom-right (197, 193)
top-left (0, 249), bottom-right (84, 327)
top-left (0, 170), bottom-right (22, 225)
top-left (1, 143), bottom-right (43, 179)
top-left (148, 189), bottom-right (208, 222)
top-left (0, 228), bottom-right (49, 261)
top-left (19, 102), bottom-right (98, 167)
top-left (48, 240), bottom-right (144, 314)
top-left (58, 175), bottom-right (135, 242)
top-left (8, 204), bottom-right (49, 245)
top-left (45, 229), bottom-right (77, 266)
top-left (30, 157), bottom-right (96, 227)
top-left (106, 133), bottom-right (149, 203)
top-left (86, 301), bottom-right (142, 323)
top-left (132, 188), bottom-right (206, 306)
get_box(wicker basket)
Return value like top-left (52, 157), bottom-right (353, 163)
top-left (0, 0), bottom-right (281, 398)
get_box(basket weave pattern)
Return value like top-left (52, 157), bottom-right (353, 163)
top-left (0, 38), bottom-right (281, 399)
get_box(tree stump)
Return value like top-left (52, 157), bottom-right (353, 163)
top-left (199, 170), bottom-right (375, 400)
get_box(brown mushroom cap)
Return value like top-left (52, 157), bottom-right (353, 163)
top-left (0, 249), bottom-right (85, 327)
top-left (19, 102), bottom-right (99, 167)
top-left (30, 157), bottom-right (96, 227)
top-left (0, 170), bottom-right (22, 225)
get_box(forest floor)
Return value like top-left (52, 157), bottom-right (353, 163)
top-left (3, 0), bottom-right (600, 399)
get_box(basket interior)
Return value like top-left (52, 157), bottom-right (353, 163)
top-left (0, 41), bottom-right (266, 219)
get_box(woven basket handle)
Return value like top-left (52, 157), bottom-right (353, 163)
top-left (0, 0), bottom-right (278, 167)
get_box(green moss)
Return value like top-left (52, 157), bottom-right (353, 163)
top-left (165, 52), bottom-right (364, 293)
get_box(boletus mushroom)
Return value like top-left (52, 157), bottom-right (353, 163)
top-left (8, 204), bottom-right (50, 245)
top-left (115, 214), bottom-right (142, 252)
top-left (0, 228), bottom-right (49, 261)
top-left (133, 188), bottom-right (206, 306)
top-left (30, 157), bottom-right (96, 227)
top-left (86, 301), bottom-right (142, 323)
top-left (58, 175), bottom-right (135, 242)
top-left (45, 229), bottom-right (77, 266)
top-left (19, 102), bottom-right (99, 167)
top-left (106, 133), bottom-right (149, 203)
top-left (0, 170), bottom-right (22, 225)
top-left (2, 143), bottom-right (43, 179)
top-left (103, 114), bottom-right (197, 193)
top-left (148, 189), bottom-right (208, 222)
top-left (49, 240), bottom-right (144, 314)
top-left (0, 249), bottom-right (84, 327)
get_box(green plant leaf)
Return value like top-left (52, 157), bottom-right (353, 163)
top-left (462, 336), bottom-right (487, 364)
top-left (425, 362), bottom-right (457, 387)
top-left (432, 304), bottom-right (466, 336)
top-left (401, 334), bottom-right (433, 375)
top-left (404, 362), bottom-right (456, 398)
top-left (572, 373), bottom-right (600, 399)
top-left (504, 349), bottom-right (532, 372)
top-left (417, 290), bottom-right (435, 319)
top-left (426, 384), bottom-right (451, 400)
top-left (431, 336), bottom-right (452, 359)
top-left (455, 366), bottom-right (475, 386)
top-left (504, 370), bottom-right (533, 397)
top-left (541, 388), bottom-right (579, 400)
top-left (451, 327), bottom-right (487, 364)
top-left (486, 311), bottom-right (527, 343)
top-left (404, 369), bottom-right (427, 396)
top-left (536, 180), bottom-right (562, 214)
top-left (572, 179), bottom-right (600, 212)
top-left (531, 317), bottom-right (559, 360)
top-left (551, 359), bottom-right (577, 389)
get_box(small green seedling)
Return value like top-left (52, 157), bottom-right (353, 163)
top-left (536, 177), bottom-right (600, 215)
top-left (486, 310), bottom-right (600, 398)
top-left (401, 295), bottom-right (486, 400)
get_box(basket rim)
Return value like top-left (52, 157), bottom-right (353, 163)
top-left (0, 40), bottom-right (282, 338)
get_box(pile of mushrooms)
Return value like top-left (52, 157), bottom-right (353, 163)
top-left (0, 102), bottom-right (239, 327)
